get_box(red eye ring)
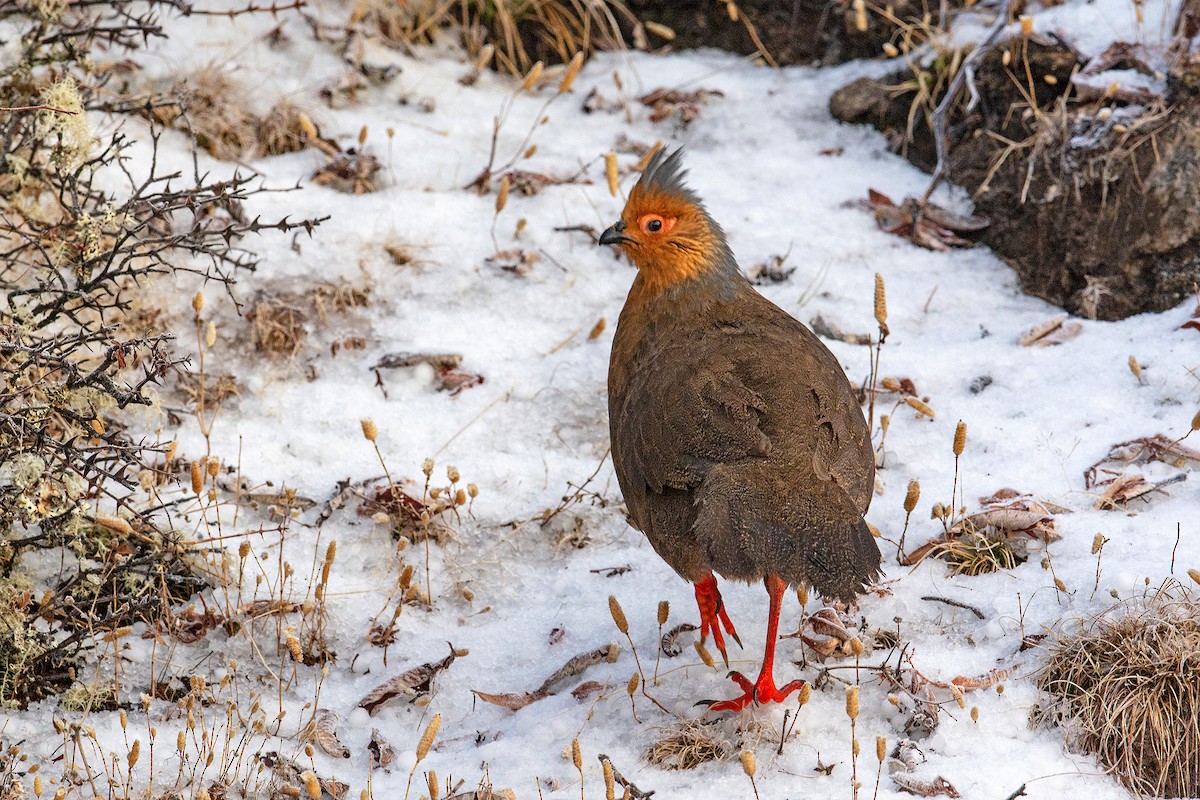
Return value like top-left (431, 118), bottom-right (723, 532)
top-left (638, 214), bottom-right (674, 234)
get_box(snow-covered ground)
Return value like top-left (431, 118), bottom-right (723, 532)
top-left (7, 1), bottom-right (1199, 798)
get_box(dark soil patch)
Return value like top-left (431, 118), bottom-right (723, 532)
top-left (830, 36), bottom-right (1200, 320)
top-left (629, 0), bottom-right (960, 66)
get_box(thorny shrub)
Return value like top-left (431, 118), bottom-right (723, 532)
top-left (0, 0), bottom-right (322, 705)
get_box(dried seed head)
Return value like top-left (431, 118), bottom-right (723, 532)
top-left (360, 418), bottom-right (377, 442)
top-left (422, 458), bottom-right (434, 478)
top-left (207, 458), bottom-right (219, 477)
top-left (881, 377), bottom-right (902, 391)
top-left (740, 750), bottom-right (756, 776)
top-left (1188, 568), bottom-right (1200, 587)
top-left (608, 595), bottom-right (629, 634)
top-left (953, 421), bottom-right (967, 456)
top-left (495, 175), bottom-right (509, 213)
top-left (238, 541), bottom-right (251, 559)
top-left (358, 125), bottom-right (368, 146)
top-left (880, 414), bottom-right (890, 432)
top-left (657, 600), bottom-right (669, 626)
top-left (694, 640), bottom-right (716, 668)
top-left (428, 770), bottom-right (439, 800)
top-left (603, 758), bottom-right (616, 800)
top-left (1091, 533), bottom-right (1105, 554)
top-left (876, 736), bottom-right (886, 762)
top-left (1043, 73), bottom-right (1058, 85)
top-left (206, 321), bottom-right (217, 347)
top-left (951, 686), bottom-right (965, 708)
top-left (521, 61), bottom-right (544, 91)
top-left (446, 465), bottom-right (460, 484)
top-left (191, 461), bottom-right (203, 495)
top-left (904, 397), bottom-right (935, 419)
top-left (970, 706), bottom-right (979, 722)
top-left (882, 42), bottom-right (899, 57)
top-left (797, 585), bottom-right (809, 606)
top-left (853, 0), bottom-right (868, 32)
top-left (1191, 409), bottom-right (1200, 430)
top-left (416, 713), bottom-right (441, 761)
top-left (1054, 577), bottom-right (1067, 592)
top-left (797, 683), bottom-right (812, 706)
top-left (849, 637), bottom-right (864, 656)
top-left (853, 738), bottom-right (861, 756)
top-left (95, 515), bottom-right (132, 535)
top-left (127, 739), bottom-right (140, 769)
top-left (559, 51), bottom-right (584, 93)
top-left (589, 317), bottom-right (607, 340)
top-left (1128, 355), bottom-right (1142, 381)
top-left (606, 642), bottom-right (620, 662)
top-left (931, 502), bottom-right (946, 520)
top-left (873, 273), bottom-right (888, 329)
top-left (1019, 14), bottom-right (1033, 34)
top-left (192, 291), bottom-right (204, 315)
top-left (454, 488), bottom-right (467, 506)
top-left (468, 482), bottom-right (479, 498)
top-left (605, 151), bottom-right (619, 196)
top-left (997, 683), bottom-right (1006, 695)
top-left (286, 632), bottom-right (302, 662)
top-left (302, 771), bottom-right (321, 800)
top-left (627, 672), bottom-right (639, 695)
top-left (904, 480), bottom-right (920, 513)
top-left (571, 738), bottom-right (582, 770)
top-left (33, 776), bottom-right (41, 798)
top-left (845, 685), bottom-right (859, 719)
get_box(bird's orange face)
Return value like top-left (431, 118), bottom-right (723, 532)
top-left (599, 185), bottom-right (721, 290)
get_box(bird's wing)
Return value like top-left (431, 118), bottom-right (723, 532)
top-left (612, 342), bottom-right (772, 496)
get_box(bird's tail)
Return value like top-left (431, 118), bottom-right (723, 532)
top-left (801, 516), bottom-right (882, 604)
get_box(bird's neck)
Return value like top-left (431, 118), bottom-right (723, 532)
top-left (633, 245), bottom-right (740, 296)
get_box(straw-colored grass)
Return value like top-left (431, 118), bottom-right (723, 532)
top-left (1033, 581), bottom-right (1200, 797)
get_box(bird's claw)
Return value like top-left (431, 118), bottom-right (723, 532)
top-left (694, 574), bottom-right (742, 666)
top-left (703, 671), bottom-right (807, 714)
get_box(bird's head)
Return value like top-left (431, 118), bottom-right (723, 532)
top-left (599, 147), bottom-right (733, 290)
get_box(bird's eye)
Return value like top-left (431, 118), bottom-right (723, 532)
top-left (639, 214), bottom-right (672, 234)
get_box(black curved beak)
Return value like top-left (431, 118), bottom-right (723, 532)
top-left (599, 220), bottom-right (634, 246)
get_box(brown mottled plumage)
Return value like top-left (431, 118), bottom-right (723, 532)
top-left (600, 147), bottom-right (881, 712)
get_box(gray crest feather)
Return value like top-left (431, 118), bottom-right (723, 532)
top-left (636, 146), bottom-right (700, 204)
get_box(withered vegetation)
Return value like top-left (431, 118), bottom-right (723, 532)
top-left (0, 0), bottom-right (322, 705)
top-left (1033, 581), bottom-right (1200, 797)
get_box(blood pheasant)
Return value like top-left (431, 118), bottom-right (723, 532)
top-left (600, 148), bottom-right (881, 712)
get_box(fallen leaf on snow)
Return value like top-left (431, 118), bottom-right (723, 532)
top-left (1019, 315), bottom-right (1083, 347)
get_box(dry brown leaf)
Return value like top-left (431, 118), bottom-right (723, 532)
top-left (892, 774), bottom-right (961, 798)
top-left (1019, 315), bottom-right (1083, 347)
top-left (368, 729), bottom-right (398, 771)
top-left (810, 314), bottom-right (873, 346)
top-left (660, 622), bottom-right (698, 656)
top-left (308, 709), bottom-right (349, 759)
top-left (866, 189), bottom-right (985, 251)
top-left (358, 644), bottom-right (460, 715)
top-left (808, 607), bottom-right (854, 642)
top-left (949, 664), bottom-right (1020, 691)
top-left (473, 644), bottom-right (618, 712)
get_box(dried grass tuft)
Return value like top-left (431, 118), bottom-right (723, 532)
top-left (151, 68), bottom-right (314, 161)
top-left (645, 718), bottom-right (733, 770)
top-left (248, 296), bottom-right (308, 357)
top-left (1033, 581), bottom-right (1200, 797)
top-left (930, 530), bottom-right (1017, 576)
top-left (356, 0), bottom-right (636, 76)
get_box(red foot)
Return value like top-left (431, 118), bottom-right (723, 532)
top-left (694, 573), bottom-right (742, 666)
top-left (703, 670), bottom-right (807, 712)
top-left (701, 573), bottom-right (803, 713)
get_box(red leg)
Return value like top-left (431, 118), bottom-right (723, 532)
top-left (704, 574), bottom-right (806, 713)
top-left (694, 573), bottom-right (742, 666)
